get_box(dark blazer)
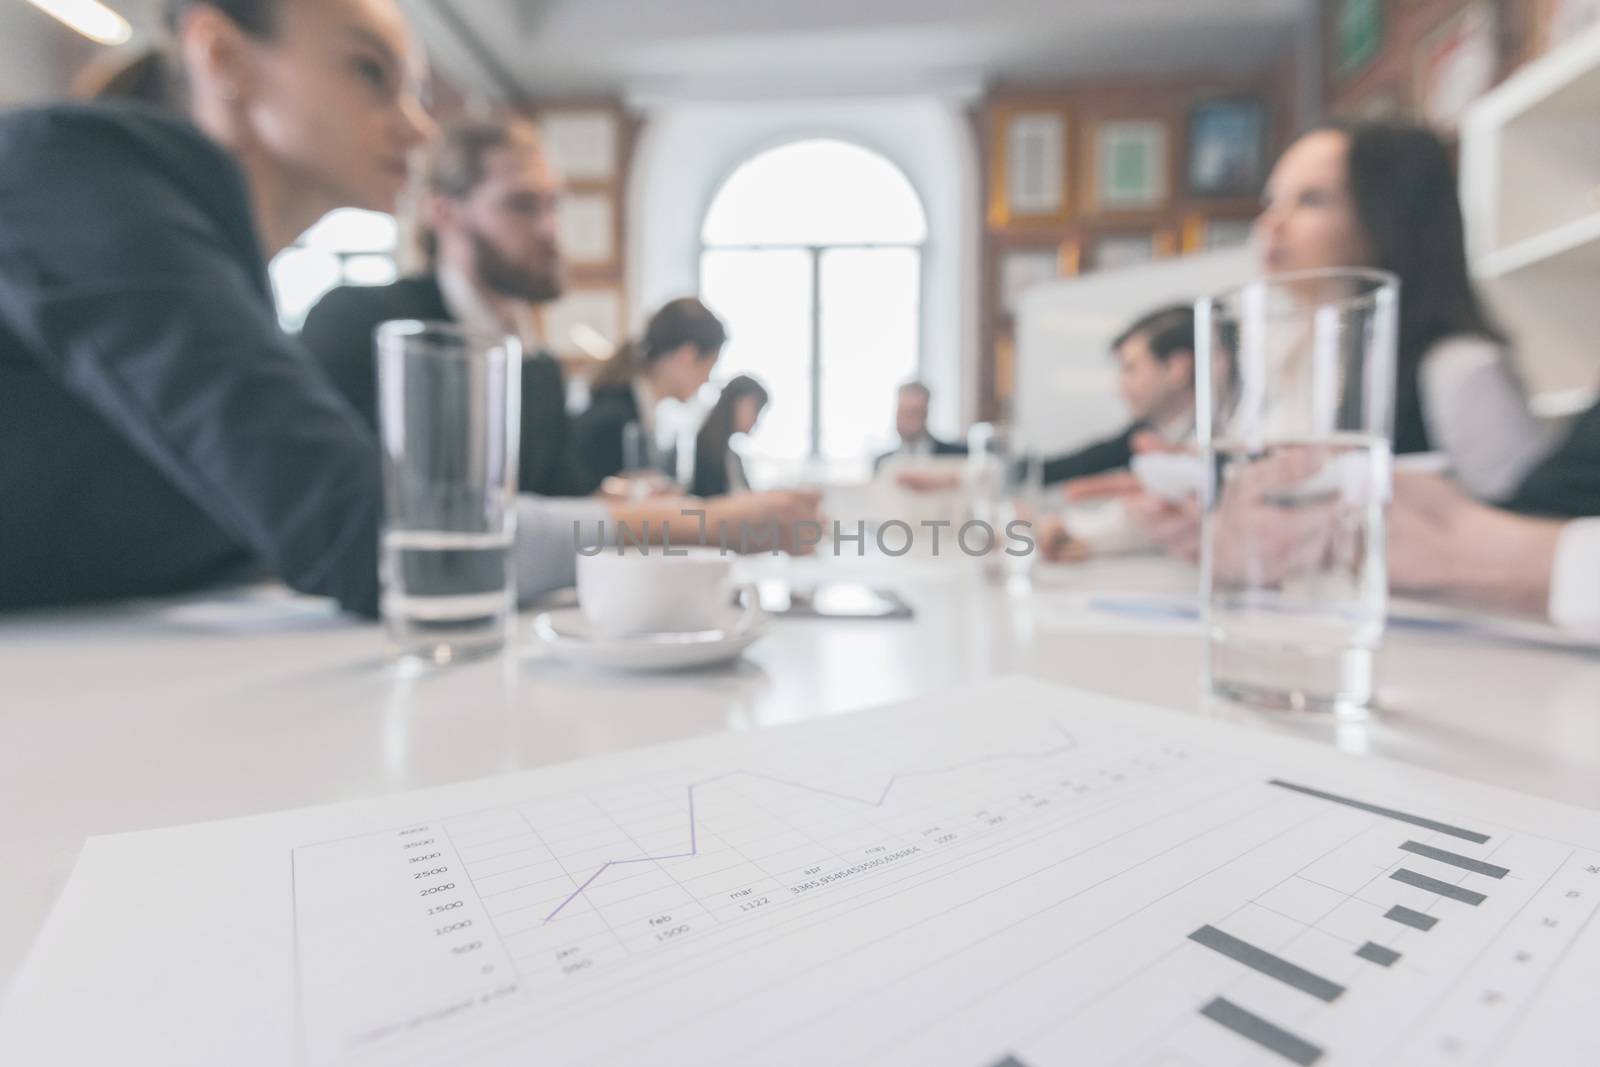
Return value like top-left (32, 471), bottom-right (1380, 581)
top-left (299, 274), bottom-right (597, 498)
top-left (1504, 400), bottom-right (1600, 518)
top-left (1040, 424), bottom-right (1142, 486)
top-left (873, 435), bottom-right (967, 473)
top-left (0, 102), bottom-right (381, 615)
top-left (690, 445), bottom-right (746, 498)
top-left (572, 383), bottom-right (642, 487)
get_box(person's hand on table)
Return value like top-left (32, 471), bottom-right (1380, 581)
top-left (1031, 514), bottom-right (1092, 563)
top-left (894, 468), bottom-right (962, 493)
top-left (1128, 492), bottom-right (1203, 561)
top-left (598, 471), bottom-right (678, 500)
top-left (1389, 471), bottom-right (1562, 617)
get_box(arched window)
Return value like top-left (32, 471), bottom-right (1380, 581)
top-left (700, 140), bottom-right (926, 471)
top-left (270, 209), bottom-right (399, 330)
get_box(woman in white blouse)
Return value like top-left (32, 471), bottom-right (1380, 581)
top-left (1255, 122), bottom-right (1553, 499)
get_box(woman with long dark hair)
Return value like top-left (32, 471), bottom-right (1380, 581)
top-left (1255, 121), bottom-right (1553, 498)
top-left (573, 297), bottom-right (728, 486)
top-left (692, 375), bottom-right (769, 498)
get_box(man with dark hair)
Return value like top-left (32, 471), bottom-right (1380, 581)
top-left (300, 117), bottom-right (595, 497)
top-left (1040, 304), bottom-right (1197, 486)
top-left (874, 381), bottom-right (967, 472)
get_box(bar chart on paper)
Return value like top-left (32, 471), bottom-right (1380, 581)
top-left (4, 678), bottom-right (1599, 1067)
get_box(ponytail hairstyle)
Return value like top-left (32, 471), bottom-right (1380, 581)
top-left (76, 0), bottom-right (282, 107)
top-left (593, 297), bottom-right (728, 389)
top-left (694, 374), bottom-right (769, 484)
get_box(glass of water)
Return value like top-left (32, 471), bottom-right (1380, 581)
top-left (376, 321), bottom-right (521, 664)
top-left (1196, 269), bottom-right (1398, 717)
top-left (967, 423), bottom-right (1044, 582)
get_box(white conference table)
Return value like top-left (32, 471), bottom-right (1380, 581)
top-left (2, 553), bottom-right (1598, 997)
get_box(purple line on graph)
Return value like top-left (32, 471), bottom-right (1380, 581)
top-left (541, 722), bottom-right (1078, 922)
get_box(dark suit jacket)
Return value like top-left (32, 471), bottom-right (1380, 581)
top-left (1504, 400), bottom-right (1600, 518)
top-left (299, 274), bottom-right (597, 498)
top-left (873, 435), bottom-right (967, 473)
top-left (572, 384), bottom-right (642, 487)
top-left (1040, 424), bottom-right (1142, 486)
top-left (690, 445), bottom-right (747, 498)
top-left (0, 102), bottom-right (381, 615)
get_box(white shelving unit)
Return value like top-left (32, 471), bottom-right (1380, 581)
top-left (1460, 22), bottom-right (1600, 415)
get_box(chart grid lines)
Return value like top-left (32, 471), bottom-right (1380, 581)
top-left (539, 724), bottom-right (1081, 923)
top-left (267, 696), bottom-right (1600, 1067)
top-left (1268, 780), bottom-right (1492, 844)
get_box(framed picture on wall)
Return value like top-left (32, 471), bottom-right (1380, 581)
top-left (1335, 0), bottom-right (1385, 80)
top-left (1180, 215), bottom-right (1254, 254)
top-left (1090, 232), bottom-right (1158, 272)
top-left (1415, 2), bottom-right (1500, 131)
top-left (1186, 98), bottom-right (1266, 198)
top-left (998, 247), bottom-right (1065, 315)
top-left (539, 109), bottom-right (619, 183)
top-left (556, 192), bottom-right (616, 268)
top-left (990, 107), bottom-right (1071, 226)
top-left (1093, 121), bottom-right (1169, 211)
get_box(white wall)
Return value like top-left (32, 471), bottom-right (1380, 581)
top-left (1013, 247), bottom-right (1254, 455)
top-left (0, 3), bottom-right (67, 103)
top-left (625, 93), bottom-right (981, 439)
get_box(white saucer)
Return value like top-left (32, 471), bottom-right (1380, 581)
top-left (529, 601), bottom-right (767, 672)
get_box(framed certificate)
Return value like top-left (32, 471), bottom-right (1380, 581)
top-left (989, 106), bottom-right (1072, 227)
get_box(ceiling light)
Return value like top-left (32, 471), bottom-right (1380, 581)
top-left (23, 0), bottom-right (133, 46)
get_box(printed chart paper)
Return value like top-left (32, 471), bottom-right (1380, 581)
top-left (3, 677), bottom-right (1598, 1066)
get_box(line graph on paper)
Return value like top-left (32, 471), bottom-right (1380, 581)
top-left (289, 702), bottom-right (1600, 1067)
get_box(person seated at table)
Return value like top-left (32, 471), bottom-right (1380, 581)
top-left (300, 115), bottom-right (598, 498)
top-left (0, 0), bottom-right (817, 616)
top-left (573, 297), bottom-right (725, 488)
top-left (874, 381), bottom-right (967, 473)
top-left (1039, 304), bottom-right (1197, 486)
top-left (691, 375), bottom-right (768, 498)
top-left (1253, 120), bottom-right (1553, 497)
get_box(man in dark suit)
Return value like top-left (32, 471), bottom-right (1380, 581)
top-left (874, 381), bottom-right (967, 472)
top-left (300, 117), bottom-right (596, 498)
top-left (1039, 304), bottom-right (1196, 486)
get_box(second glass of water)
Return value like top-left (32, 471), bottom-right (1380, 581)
top-left (1196, 269), bottom-right (1398, 717)
top-left (376, 321), bottom-right (521, 664)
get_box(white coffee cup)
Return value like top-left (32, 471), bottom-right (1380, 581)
top-left (577, 547), bottom-right (740, 637)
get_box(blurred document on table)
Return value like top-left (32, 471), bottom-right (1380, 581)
top-left (4, 677), bottom-right (1599, 1066)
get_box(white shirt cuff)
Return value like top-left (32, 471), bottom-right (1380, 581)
top-left (513, 495), bottom-right (609, 603)
top-left (1548, 518), bottom-right (1600, 638)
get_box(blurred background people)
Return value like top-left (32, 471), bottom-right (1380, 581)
top-left (301, 115), bottom-right (599, 497)
top-left (574, 297), bottom-right (726, 487)
top-left (692, 375), bottom-right (768, 497)
top-left (1040, 305), bottom-right (1196, 486)
top-left (875, 381), bottom-right (966, 472)
top-left (1256, 121), bottom-right (1553, 500)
